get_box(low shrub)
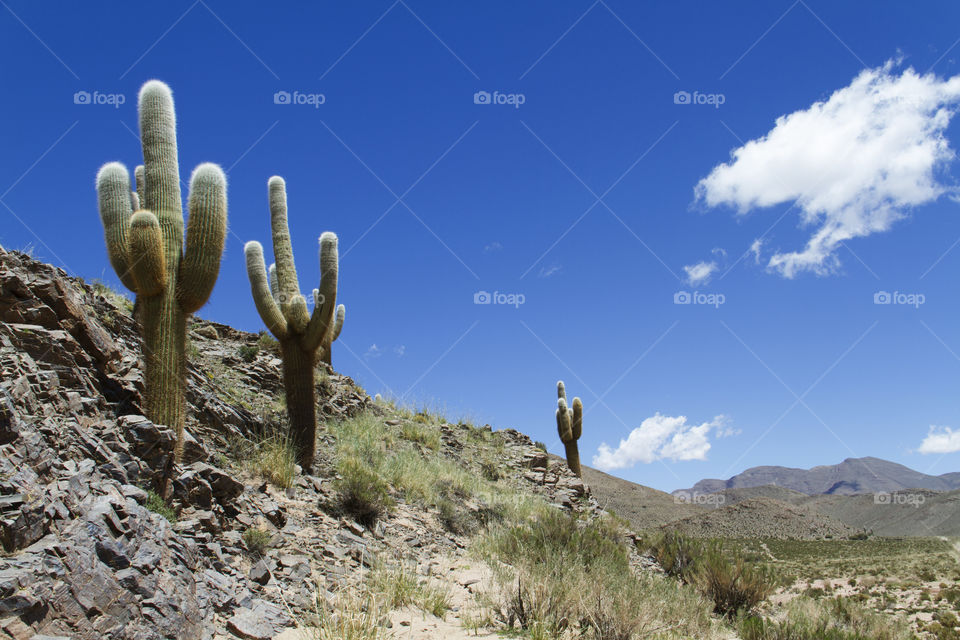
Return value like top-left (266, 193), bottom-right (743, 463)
top-left (693, 541), bottom-right (776, 617)
top-left (334, 456), bottom-right (393, 527)
top-left (243, 527), bottom-right (271, 556)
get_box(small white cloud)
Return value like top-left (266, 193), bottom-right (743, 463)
top-left (711, 247), bottom-right (728, 260)
top-left (393, 345), bottom-right (406, 357)
top-left (538, 264), bottom-right (562, 278)
top-left (484, 241), bottom-right (503, 253)
top-left (918, 425), bottom-right (960, 454)
top-left (696, 61), bottom-right (960, 278)
top-left (749, 238), bottom-right (764, 265)
top-left (592, 414), bottom-right (730, 471)
top-left (683, 261), bottom-right (717, 286)
top-left (364, 344), bottom-right (382, 360)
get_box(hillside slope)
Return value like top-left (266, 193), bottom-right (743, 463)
top-left (573, 459), bottom-right (706, 529)
top-left (662, 497), bottom-right (857, 540)
top-left (0, 248), bottom-right (618, 640)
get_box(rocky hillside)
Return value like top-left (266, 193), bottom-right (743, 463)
top-left (661, 497), bottom-right (857, 540)
top-left (0, 247), bottom-right (612, 640)
top-left (680, 456), bottom-right (960, 496)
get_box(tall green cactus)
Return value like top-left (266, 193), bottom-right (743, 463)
top-left (556, 381), bottom-right (583, 477)
top-left (244, 176), bottom-right (340, 471)
top-left (96, 80), bottom-right (227, 461)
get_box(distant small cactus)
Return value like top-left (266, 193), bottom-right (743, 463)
top-left (555, 381), bottom-right (582, 477)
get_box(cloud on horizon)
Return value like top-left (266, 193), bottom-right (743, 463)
top-left (592, 414), bottom-right (731, 471)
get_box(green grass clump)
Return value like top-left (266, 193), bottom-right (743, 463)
top-left (243, 527), bottom-right (272, 555)
top-left (335, 455), bottom-right (394, 527)
top-left (249, 433), bottom-right (297, 489)
top-left (145, 489), bottom-right (176, 523)
top-left (238, 344), bottom-right (259, 362)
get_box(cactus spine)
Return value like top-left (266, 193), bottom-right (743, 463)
top-left (555, 381), bottom-right (583, 477)
top-left (96, 80), bottom-right (227, 461)
top-left (244, 176), bottom-right (340, 471)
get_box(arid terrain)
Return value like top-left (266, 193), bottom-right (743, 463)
top-left (3, 246), bottom-right (959, 638)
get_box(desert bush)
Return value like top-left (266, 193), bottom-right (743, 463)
top-left (334, 455), bottom-right (393, 526)
top-left (256, 330), bottom-right (279, 354)
top-left (243, 527), bottom-right (271, 555)
top-left (738, 595), bottom-right (914, 640)
top-left (238, 344), bottom-right (259, 362)
top-left (649, 531), bottom-right (703, 583)
top-left (311, 588), bottom-right (390, 640)
top-left (249, 433), bottom-right (297, 489)
top-left (693, 541), bottom-right (775, 617)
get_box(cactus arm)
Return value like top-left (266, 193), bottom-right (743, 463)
top-left (269, 263), bottom-right (281, 304)
top-left (138, 81), bottom-right (184, 264)
top-left (288, 294), bottom-right (309, 334)
top-left (303, 232), bottom-right (339, 352)
top-left (134, 164), bottom-right (145, 209)
top-left (330, 304), bottom-right (345, 342)
top-left (572, 397), bottom-right (583, 440)
top-left (267, 176), bottom-right (301, 309)
top-left (557, 380), bottom-right (566, 402)
top-left (245, 241), bottom-right (289, 339)
top-left (96, 162), bottom-right (139, 292)
top-left (178, 163), bottom-right (228, 313)
top-left (556, 397), bottom-right (572, 441)
top-left (128, 211), bottom-right (167, 296)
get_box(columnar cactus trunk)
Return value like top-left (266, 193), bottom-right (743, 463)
top-left (96, 80), bottom-right (227, 462)
top-left (556, 381), bottom-right (583, 477)
top-left (244, 177), bottom-right (341, 471)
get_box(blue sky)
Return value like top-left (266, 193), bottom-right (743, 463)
top-left (4, 1), bottom-right (960, 492)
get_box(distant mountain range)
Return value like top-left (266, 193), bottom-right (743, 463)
top-left (580, 455), bottom-right (960, 537)
top-left (678, 457), bottom-right (960, 496)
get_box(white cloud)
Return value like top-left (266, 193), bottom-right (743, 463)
top-left (364, 344), bottom-right (382, 360)
top-left (918, 425), bottom-right (960, 454)
top-left (749, 238), bottom-right (764, 265)
top-left (592, 414), bottom-right (730, 471)
top-left (484, 241), bottom-right (503, 253)
top-left (696, 61), bottom-right (960, 278)
top-left (393, 345), bottom-right (406, 357)
top-left (538, 264), bottom-right (562, 278)
top-left (683, 261), bottom-right (718, 286)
